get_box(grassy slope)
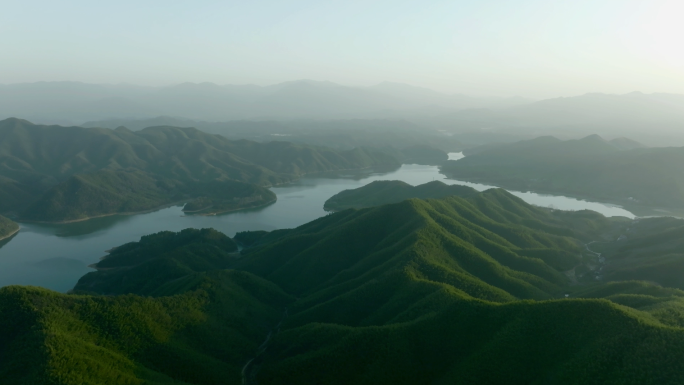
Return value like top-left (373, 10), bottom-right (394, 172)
top-left (324, 180), bottom-right (478, 211)
top-left (441, 134), bottom-right (684, 210)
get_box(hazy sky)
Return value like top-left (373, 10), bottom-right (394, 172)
top-left (2, 0), bottom-right (683, 98)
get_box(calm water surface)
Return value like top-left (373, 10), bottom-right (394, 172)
top-left (0, 153), bottom-right (634, 292)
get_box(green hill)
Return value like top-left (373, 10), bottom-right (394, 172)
top-left (441, 134), bottom-right (684, 214)
top-left (0, 214), bottom-right (18, 240)
top-left (5, 190), bottom-right (684, 384)
top-left (324, 180), bottom-right (477, 211)
top-left (0, 272), bottom-right (292, 385)
top-left (0, 118), bottom-right (398, 221)
top-left (75, 228), bottom-right (240, 295)
top-left (20, 170), bottom-right (276, 222)
top-left (1, 227), bottom-right (293, 384)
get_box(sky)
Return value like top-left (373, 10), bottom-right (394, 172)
top-left (2, 0), bottom-right (684, 98)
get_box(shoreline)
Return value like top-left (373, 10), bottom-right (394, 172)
top-left (439, 172), bottom-right (684, 218)
top-left (267, 163), bottom-right (401, 187)
top-left (0, 227), bottom-right (20, 241)
top-left (20, 196), bottom-right (280, 225)
top-left (16, 163), bottom-right (399, 225)
top-left (18, 200), bottom-right (189, 225)
top-left (183, 197), bottom-right (278, 216)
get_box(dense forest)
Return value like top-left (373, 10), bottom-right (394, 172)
top-left (0, 118), bottom-right (399, 222)
top-left (4, 188), bottom-right (684, 384)
top-left (324, 180), bottom-right (477, 211)
top-left (441, 134), bottom-right (684, 216)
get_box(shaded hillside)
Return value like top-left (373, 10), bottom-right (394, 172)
top-left (20, 170), bottom-right (276, 222)
top-left (324, 180), bottom-right (477, 211)
top-left (6, 191), bottom-right (684, 384)
top-left (581, 217), bottom-right (684, 290)
top-left (0, 215), bottom-right (18, 240)
top-left (442, 134), bottom-right (684, 214)
top-left (0, 118), bottom-right (397, 221)
top-left (74, 228), bottom-right (240, 295)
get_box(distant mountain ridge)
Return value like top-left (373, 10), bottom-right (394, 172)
top-left (432, 92), bottom-right (684, 146)
top-left (5, 81), bottom-right (684, 147)
top-left (442, 134), bottom-right (684, 215)
top-left (0, 80), bottom-right (530, 124)
top-left (82, 116), bottom-right (465, 154)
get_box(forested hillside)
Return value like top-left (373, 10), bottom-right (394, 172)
top-left (441, 134), bottom-right (684, 214)
top-left (84, 117), bottom-right (463, 158)
top-left (5, 188), bottom-right (684, 384)
top-left (324, 180), bottom-right (477, 211)
top-left (0, 118), bottom-right (398, 221)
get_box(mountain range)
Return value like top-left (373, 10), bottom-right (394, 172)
top-left (0, 81), bottom-right (529, 125)
top-left (5, 81), bottom-right (684, 146)
top-left (5, 185), bottom-right (684, 384)
top-left (0, 118), bottom-right (398, 222)
top-left (81, 117), bottom-right (465, 154)
top-left (442, 134), bottom-right (684, 215)
top-left (432, 92), bottom-right (684, 146)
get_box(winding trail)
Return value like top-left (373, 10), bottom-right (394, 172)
top-left (564, 242), bottom-right (605, 284)
top-left (241, 308), bottom-right (288, 385)
top-left (585, 241), bottom-right (601, 257)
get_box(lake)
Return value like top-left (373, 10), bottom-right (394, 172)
top-left (0, 153), bottom-right (635, 292)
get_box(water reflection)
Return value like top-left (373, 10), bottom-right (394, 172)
top-left (28, 212), bottom-right (140, 238)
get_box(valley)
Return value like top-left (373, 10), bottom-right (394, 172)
top-left (6, 3), bottom-right (684, 382)
top-left (3, 185), bottom-right (683, 384)
top-left (0, 162), bottom-right (635, 293)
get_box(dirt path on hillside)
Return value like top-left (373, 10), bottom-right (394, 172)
top-left (242, 308), bottom-right (288, 385)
